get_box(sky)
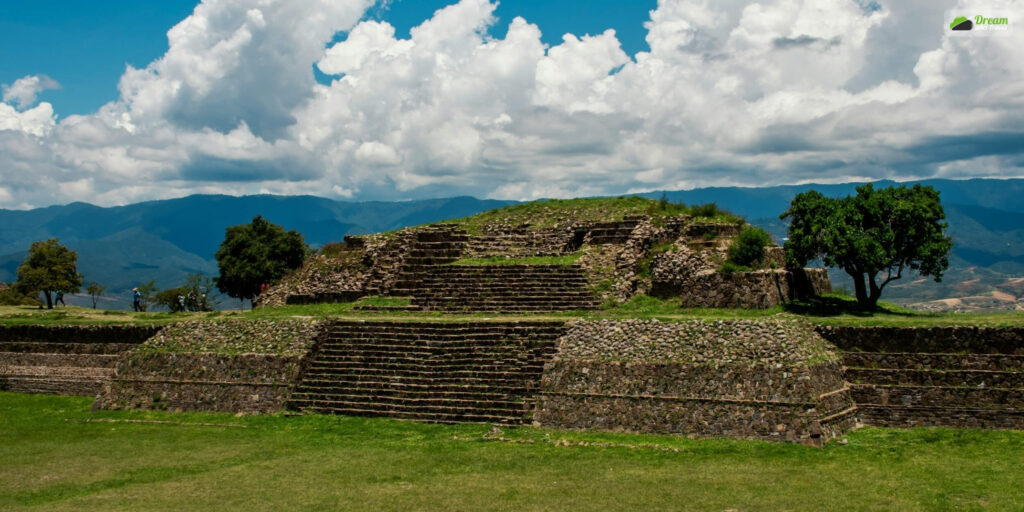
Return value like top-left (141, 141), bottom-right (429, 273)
top-left (1, 0), bottom-right (1022, 209)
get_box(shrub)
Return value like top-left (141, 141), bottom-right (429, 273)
top-left (0, 285), bottom-right (39, 306)
top-left (718, 261), bottom-right (752, 274)
top-left (727, 226), bottom-right (771, 268)
top-left (691, 203), bottom-right (721, 218)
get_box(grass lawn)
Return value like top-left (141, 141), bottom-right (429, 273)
top-left (3, 295), bottom-right (1024, 327)
top-left (1, 393), bottom-right (1022, 511)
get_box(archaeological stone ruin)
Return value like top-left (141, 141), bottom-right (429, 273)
top-left (2, 199), bottom-right (1021, 445)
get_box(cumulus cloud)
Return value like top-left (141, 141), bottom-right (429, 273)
top-left (1, 0), bottom-right (1023, 209)
top-left (2, 74), bottom-right (60, 109)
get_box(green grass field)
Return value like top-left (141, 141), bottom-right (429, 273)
top-left (4, 293), bottom-right (1024, 328)
top-left (1, 393), bottom-right (1022, 511)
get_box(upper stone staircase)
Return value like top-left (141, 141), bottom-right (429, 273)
top-left (392, 265), bottom-right (600, 312)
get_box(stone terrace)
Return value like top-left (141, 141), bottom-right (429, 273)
top-left (819, 326), bottom-right (1024, 429)
top-left (0, 325), bottom-right (159, 396)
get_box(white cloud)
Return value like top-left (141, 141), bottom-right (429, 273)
top-left (2, 74), bottom-right (60, 109)
top-left (0, 102), bottom-right (57, 136)
top-left (2, 0), bottom-right (1024, 210)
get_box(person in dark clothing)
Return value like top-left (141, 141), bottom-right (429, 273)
top-left (55, 291), bottom-right (66, 306)
top-left (133, 288), bottom-right (142, 312)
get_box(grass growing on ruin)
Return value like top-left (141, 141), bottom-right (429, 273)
top-left (448, 254), bottom-right (582, 266)
top-left (2, 392), bottom-right (1023, 512)
top-left (3, 300), bottom-right (1024, 328)
top-left (446, 196), bottom-right (742, 233)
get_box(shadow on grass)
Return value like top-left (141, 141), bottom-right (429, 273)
top-left (782, 294), bottom-right (921, 318)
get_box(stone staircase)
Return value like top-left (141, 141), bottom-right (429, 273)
top-left (843, 351), bottom-right (1024, 429)
top-left (0, 328), bottom-right (156, 396)
top-left (583, 216), bottom-right (644, 244)
top-left (287, 321), bottom-right (567, 424)
top-left (392, 265), bottom-right (600, 312)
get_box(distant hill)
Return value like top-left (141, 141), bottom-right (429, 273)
top-left (1, 178), bottom-right (1022, 310)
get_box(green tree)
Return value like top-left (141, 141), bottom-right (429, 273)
top-left (136, 279), bottom-right (158, 312)
top-left (781, 183), bottom-right (953, 310)
top-left (214, 216), bottom-right (308, 308)
top-left (153, 287), bottom-right (188, 313)
top-left (152, 274), bottom-right (219, 312)
top-left (14, 239), bottom-right (84, 309)
top-left (86, 282), bottom-right (106, 309)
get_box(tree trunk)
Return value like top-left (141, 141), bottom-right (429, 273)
top-left (867, 274), bottom-right (883, 311)
top-left (43, 290), bottom-right (53, 309)
top-left (848, 270), bottom-right (870, 309)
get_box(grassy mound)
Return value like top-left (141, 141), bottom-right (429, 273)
top-left (446, 196), bottom-right (741, 232)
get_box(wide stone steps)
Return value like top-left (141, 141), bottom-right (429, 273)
top-left (0, 352), bottom-right (119, 367)
top-left (841, 345), bottom-right (1024, 429)
top-left (846, 368), bottom-right (1024, 388)
top-left (843, 352), bottom-right (1024, 371)
top-left (290, 403), bottom-right (525, 424)
top-left (850, 384), bottom-right (1023, 409)
top-left (857, 405), bottom-right (1024, 429)
top-left (301, 370), bottom-right (539, 386)
top-left (1, 376), bottom-right (108, 396)
top-left (1, 365), bottom-right (113, 396)
top-left (296, 378), bottom-right (532, 394)
top-left (0, 342), bottom-right (137, 354)
top-left (309, 358), bottom-right (544, 370)
top-left (292, 390), bottom-right (528, 406)
top-left (288, 321), bottom-right (565, 424)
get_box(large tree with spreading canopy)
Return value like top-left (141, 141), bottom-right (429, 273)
top-left (781, 183), bottom-right (953, 310)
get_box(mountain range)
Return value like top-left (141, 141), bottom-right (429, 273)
top-left (1, 178), bottom-right (1022, 311)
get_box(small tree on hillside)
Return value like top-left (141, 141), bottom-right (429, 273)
top-left (781, 183), bottom-right (953, 310)
top-left (136, 279), bottom-right (158, 312)
top-left (86, 282), bottom-right (106, 309)
top-left (214, 216), bottom-right (308, 308)
top-left (14, 239), bottom-right (84, 309)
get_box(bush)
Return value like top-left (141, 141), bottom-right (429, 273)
top-left (691, 203), bottom-right (721, 218)
top-left (0, 286), bottom-right (40, 306)
top-left (718, 261), bottom-right (752, 274)
top-left (727, 226), bottom-right (771, 268)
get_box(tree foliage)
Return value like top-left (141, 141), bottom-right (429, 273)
top-left (214, 216), bottom-right (308, 305)
top-left (136, 279), bottom-right (158, 312)
top-left (14, 239), bottom-right (84, 309)
top-left (781, 183), bottom-right (953, 310)
top-left (153, 274), bottom-right (218, 312)
top-left (727, 226), bottom-right (772, 268)
top-left (86, 282), bottom-right (106, 309)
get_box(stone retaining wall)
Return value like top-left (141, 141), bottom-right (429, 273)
top-left (536, 319), bottom-right (856, 445)
top-left (816, 326), bottom-right (1024, 354)
top-left (651, 268), bottom-right (831, 309)
top-left (94, 353), bottom-right (303, 413)
top-left (0, 325), bottom-right (161, 343)
top-left (93, 319), bottom-right (329, 413)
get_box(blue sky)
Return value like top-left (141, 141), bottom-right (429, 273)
top-left (1, 0), bottom-right (1023, 209)
top-left (1, 0), bottom-right (656, 116)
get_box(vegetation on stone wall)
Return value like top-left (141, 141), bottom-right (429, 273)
top-left (447, 197), bottom-right (742, 233)
top-left (134, 319), bottom-right (323, 356)
top-left (725, 226), bottom-right (772, 270)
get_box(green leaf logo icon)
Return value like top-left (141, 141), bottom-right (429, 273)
top-left (950, 16), bottom-right (973, 30)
